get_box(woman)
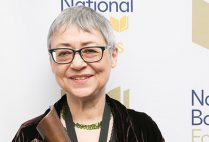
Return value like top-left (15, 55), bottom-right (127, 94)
top-left (13, 6), bottom-right (164, 142)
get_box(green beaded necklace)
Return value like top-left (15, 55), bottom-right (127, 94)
top-left (61, 104), bottom-right (102, 130)
top-left (74, 121), bottom-right (102, 130)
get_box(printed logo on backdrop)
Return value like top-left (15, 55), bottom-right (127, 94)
top-left (192, 0), bottom-right (209, 49)
top-left (60, 0), bottom-right (134, 106)
top-left (61, 0), bottom-right (133, 12)
top-left (107, 87), bottom-right (130, 108)
top-left (191, 90), bottom-right (209, 142)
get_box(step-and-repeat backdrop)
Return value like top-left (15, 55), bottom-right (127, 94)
top-left (0, 0), bottom-right (209, 141)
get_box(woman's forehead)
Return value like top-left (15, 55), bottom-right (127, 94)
top-left (51, 25), bottom-right (107, 48)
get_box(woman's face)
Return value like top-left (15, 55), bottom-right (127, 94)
top-left (50, 25), bottom-right (118, 99)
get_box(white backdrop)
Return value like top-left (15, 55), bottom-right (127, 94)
top-left (0, 0), bottom-right (209, 142)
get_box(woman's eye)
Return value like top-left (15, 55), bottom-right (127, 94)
top-left (58, 51), bottom-right (72, 56)
top-left (83, 49), bottom-right (98, 54)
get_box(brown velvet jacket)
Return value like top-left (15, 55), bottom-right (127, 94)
top-left (13, 95), bottom-right (164, 142)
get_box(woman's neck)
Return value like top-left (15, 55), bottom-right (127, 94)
top-left (66, 93), bottom-right (106, 124)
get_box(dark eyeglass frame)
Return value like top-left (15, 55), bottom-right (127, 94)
top-left (48, 46), bottom-right (108, 64)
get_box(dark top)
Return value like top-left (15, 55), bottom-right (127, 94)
top-left (13, 95), bottom-right (165, 142)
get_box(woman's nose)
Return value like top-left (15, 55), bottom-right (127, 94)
top-left (70, 53), bottom-right (87, 70)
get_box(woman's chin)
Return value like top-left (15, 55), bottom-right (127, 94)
top-left (68, 89), bottom-right (97, 99)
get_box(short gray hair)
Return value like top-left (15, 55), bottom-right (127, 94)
top-left (47, 6), bottom-right (116, 49)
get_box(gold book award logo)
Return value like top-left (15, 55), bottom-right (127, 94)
top-left (109, 16), bottom-right (128, 53)
top-left (107, 87), bottom-right (130, 108)
top-left (110, 16), bottom-right (128, 32)
top-left (116, 42), bottom-right (124, 53)
top-left (192, 0), bottom-right (209, 49)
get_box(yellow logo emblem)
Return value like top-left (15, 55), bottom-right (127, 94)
top-left (110, 16), bottom-right (128, 32)
top-left (108, 87), bottom-right (130, 108)
top-left (193, 0), bottom-right (209, 49)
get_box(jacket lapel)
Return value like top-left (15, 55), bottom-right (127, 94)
top-left (36, 106), bottom-right (70, 142)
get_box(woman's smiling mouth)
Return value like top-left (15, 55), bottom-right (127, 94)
top-left (69, 74), bottom-right (94, 84)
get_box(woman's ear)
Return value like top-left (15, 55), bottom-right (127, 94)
top-left (111, 47), bottom-right (118, 68)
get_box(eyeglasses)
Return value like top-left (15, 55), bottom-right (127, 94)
top-left (48, 46), bottom-right (108, 64)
